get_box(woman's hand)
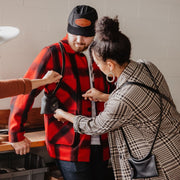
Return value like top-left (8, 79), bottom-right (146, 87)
top-left (82, 88), bottom-right (109, 102)
top-left (31, 70), bottom-right (62, 89)
top-left (54, 109), bottom-right (75, 123)
top-left (54, 109), bottom-right (66, 123)
top-left (42, 70), bottom-right (62, 84)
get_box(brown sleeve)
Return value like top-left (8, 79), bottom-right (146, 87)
top-left (0, 78), bottom-right (32, 99)
top-left (22, 78), bottom-right (32, 94)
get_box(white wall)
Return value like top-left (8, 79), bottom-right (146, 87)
top-left (0, 0), bottom-right (180, 111)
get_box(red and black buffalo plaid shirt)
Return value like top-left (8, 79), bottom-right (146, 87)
top-left (8, 36), bottom-right (113, 162)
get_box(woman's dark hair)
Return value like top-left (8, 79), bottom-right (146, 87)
top-left (90, 16), bottom-right (131, 66)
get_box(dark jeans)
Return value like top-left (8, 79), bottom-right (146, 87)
top-left (55, 145), bottom-right (109, 180)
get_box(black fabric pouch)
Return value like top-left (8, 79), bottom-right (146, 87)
top-left (40, 93), bottom-right (60, 114)
top-left (128, 154), bottom-right (158, 179)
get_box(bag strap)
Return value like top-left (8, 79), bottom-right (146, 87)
top-left (123, 81), bottom-right (174, 107)
top-left (51, 41), bottom-right (65, 95)
top-left (120, 62), bottom-right (163, 159)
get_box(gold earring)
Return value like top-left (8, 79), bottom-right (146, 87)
top-left (106, 72), bottom-right (115, 83)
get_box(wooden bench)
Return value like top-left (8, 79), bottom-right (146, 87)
top-left (0, 108), bottom-right (45, 152)
top-left (0, 108), bottom-right (44, 129)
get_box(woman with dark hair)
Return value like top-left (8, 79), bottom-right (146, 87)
top-left (54, 16), bottom-right (180, 179)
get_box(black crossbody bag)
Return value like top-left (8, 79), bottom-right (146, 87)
top-left (120, 62), bottom-right (169, 179)
top-left (40, 42), bottom-right (65, 114)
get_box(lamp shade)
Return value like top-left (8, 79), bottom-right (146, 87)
top-left (0, 26), bottom-right (20, 45)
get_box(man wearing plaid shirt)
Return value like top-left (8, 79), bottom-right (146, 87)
top-left (8, 5), bottom-right (114, 180)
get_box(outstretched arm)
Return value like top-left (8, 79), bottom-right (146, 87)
top-left (0, 70), bottom-right (61, 99)
top-left (31, 70), bottom-right (61, 89)
top-left (53, 88), bottom-right (110, 123)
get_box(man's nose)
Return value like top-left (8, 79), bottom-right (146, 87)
top-left (76, 35), bottom-right (83, 43)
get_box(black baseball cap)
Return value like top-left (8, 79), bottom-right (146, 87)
top-left (67, 5), bottom-right (98, 37)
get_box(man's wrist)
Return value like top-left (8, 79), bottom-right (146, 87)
top-left (9, 131), bottom-right (25, 142)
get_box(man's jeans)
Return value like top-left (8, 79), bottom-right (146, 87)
top-left (55, 145), bottom-right (109, 180)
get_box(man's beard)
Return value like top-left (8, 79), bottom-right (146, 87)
top-left (73, 43), bottom-right (88, 52)
top-left (76, 45), bottom-right (88, 52)
top-left (68, 40), bottom-right (89, 52)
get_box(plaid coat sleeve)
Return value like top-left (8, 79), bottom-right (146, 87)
top-left (8, 47), bottom-right (53, 142)
top-left (74, 95), bottom-right (133, 135)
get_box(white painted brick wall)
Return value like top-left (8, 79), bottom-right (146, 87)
top-left (0, 0), bottom-right (180, 111)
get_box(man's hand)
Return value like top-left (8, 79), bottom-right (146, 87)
top-left (11, 137), bottom-right (31, 155)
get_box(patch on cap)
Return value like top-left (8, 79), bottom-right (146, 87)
top-left (75, 18), bottom-right (91, 27)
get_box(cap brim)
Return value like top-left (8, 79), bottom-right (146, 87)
top-left (67, 24), bottom-right (95, 37)
top-left (0, 26), bottom-right (20, 45)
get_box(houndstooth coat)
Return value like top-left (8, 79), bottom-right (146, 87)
top-left (74, 60), bottom-right (180, 180)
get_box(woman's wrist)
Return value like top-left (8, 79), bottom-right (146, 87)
top-left (64, 111), bottom-right (75, 123)
top-left (30, 79), bottom-right (46, 89)
top-left (100, 93), bottom-right (109, 102)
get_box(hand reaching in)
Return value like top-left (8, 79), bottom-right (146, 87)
top-left (31, 70), bottom-right (62, 89)
top-left (54, 109), bottom-right (75, 123)
top-left (82, 88), bottom-right (109, 102)
top-left (42, 70), bottom-right (62, 84)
